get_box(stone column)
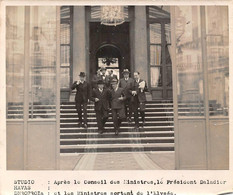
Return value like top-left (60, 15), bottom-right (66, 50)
top-left (134, 6), bottom-right (148, 82)
top-left (73, 7), bottom-right (86, 80)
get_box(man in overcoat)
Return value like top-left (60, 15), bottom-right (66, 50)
top-left (91, 79), bottom-right (111, 134)
top-left (130, 71), bottom-right (148, 129)
top-left (110, 78), bottom-right (126, 135)
top-left (71, 72), bottom-right (90, 128)
top-left (119, 69), bottom-right (134, 122)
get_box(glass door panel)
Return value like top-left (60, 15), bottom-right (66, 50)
top-left (6, 7), bottom-right (25, 119)
top-left (206, 6), bottom-right (229, 116)
top-left (174, 6), bottom-right (204, 116)
top-left (29, 6), bottom-right (57, 119)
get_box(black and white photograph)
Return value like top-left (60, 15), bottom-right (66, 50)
top-left (1, 1), bottom-right (232, 194)
top-left (5, 4), bottom-right (229, 170)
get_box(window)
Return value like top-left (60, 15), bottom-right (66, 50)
top-left (60, 6), bottom-right (73, 89)
top-left (148, 6), bottom-right (172, 90)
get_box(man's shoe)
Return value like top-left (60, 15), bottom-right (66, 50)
top-left (77, 122), bottom-right (83, 127)
top-left (142, 121), bottom-right (146, 127)
top-left (128, 118), bottom-right (132, 123)
top-left (115, 130), bottom-right (119, 135)
top-left (98, 130), bottom-right (103, 134)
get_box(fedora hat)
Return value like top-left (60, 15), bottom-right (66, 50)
top-left (110, 78), bottom-right (118, 84)
top-left (122, 69), bottom-right (130, 74)
top-left (79, 72), bottom-right (86, 77)
top-left (97, 79), bottom-right (105, 85)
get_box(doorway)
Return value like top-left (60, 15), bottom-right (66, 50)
top-left (96, 45), bottom-right (121, 79)
top-left (89, 22), bottom-right (130, 80)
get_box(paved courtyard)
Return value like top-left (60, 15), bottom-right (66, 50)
top-left (60, 152), bottom-right (175, 170)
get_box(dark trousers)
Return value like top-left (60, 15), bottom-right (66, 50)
top-left (125, 97), bottom-right (132, 119)
top-left (95, 108), bottom-right (109, 131)
top-left (112, 108), bottom-right (126, 130)
top-left (75, 102), bottom-right (87, 124)
top-left (132, 100), bottom-right (145, 127)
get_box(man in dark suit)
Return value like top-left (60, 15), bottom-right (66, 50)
top-left (91, 80), bottom-right (111, 134)
top-left (110, 78), bottom-right (126, 135)
top-left (71, 72), bottom-right (90, 128)
top-left (130, 71), bottom-right (148, 129)
top-left (119, 69), bottom-right (134, 122)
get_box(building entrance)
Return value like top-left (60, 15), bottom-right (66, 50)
top-left (96, 45), bottom-right (121, 79)
top-left (89, 22), bottom-right (130, 80)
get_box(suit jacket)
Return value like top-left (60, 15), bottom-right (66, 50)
top-left (110, 87), bottom-right (126, 109)
top-left (119, 77), bottom-right (134, 98)
top-left (130, 79), bottom-right (148, 103)
top-left (71, 81), bottom-right (90, 103)
top-left (103, 74), bottom-right (116, 88)
top-left (91, 88), bottom-right (111, 111)
top-left (91, 74), bottom-right (101, 89)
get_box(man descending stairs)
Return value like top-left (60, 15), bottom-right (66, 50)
top-left (60, 100), bottom-right (175, 154)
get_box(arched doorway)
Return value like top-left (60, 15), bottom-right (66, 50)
top-left (95, 44), bottom-right (121, 79)
top-left (89, 22), bottom-right (130, 81)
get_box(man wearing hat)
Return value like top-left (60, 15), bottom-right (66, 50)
top-left (130, 71), bottom-right (148, 129)
top-left (91, 79), bottom-right (111, 134)
top-left (119, 69), bottom-right (134, 122)
top-left (71, 72), bottom-right (90, 128)
top-left (110, 78), bottom-right (126, 135)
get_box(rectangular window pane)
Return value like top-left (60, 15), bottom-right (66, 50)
top-left (60, 23), bottom-right (70, 44)
top-left (29, 7), bottom-right (57, 119)
top-left (149, 23), bottom-right (161, 44)
top-left (60, 67), bottom-right (70, 88)
top-left (150, 45), bottom-right (161, 65)
top-left (6, 7), bottom-right (25, 119)
top-left (151, 67), bottom-right (162, 87)
top-left (206, 6), bottom-right (229, 116)
top-left (148, 6), bottom-right (170, 19)
top-left (175, 6), bottom-right (204, 116)
top-left (61, 6), bottom-right (71, 20)
top-left (61, 46), bottom-right (70, 66)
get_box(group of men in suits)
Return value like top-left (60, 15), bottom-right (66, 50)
top-left (71, 68), bottom-right (148, 135)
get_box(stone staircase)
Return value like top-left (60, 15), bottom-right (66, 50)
top-left (60, 100), bottom-right (175, 154)
top-left (7, 100), bottom-right (215, 154)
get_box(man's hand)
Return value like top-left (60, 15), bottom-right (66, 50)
top-left (118, 96), bottom-right (124, 101)
top-left (132, 91), bottom-right (137, 96)
top-left (95, 98), bottom-right (99, 102)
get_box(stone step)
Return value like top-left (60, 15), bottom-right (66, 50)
top-left (60, 123), bottom-right (173, 128)
top-left (60, 143), bottom-right (174, 149)
top-left (60, 116), bottom-right (174, 121)
top-left (60, 131), bottom-right (174, 139)
top-left (60, 127), bottom-right (174, 133)
top-left (61, 100), bottom-right (173, 105)
top-left (61, 137), bottom-right (174, 145)
top-left (60, 144), bottom-right (174, 153)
